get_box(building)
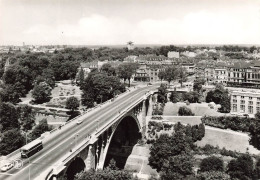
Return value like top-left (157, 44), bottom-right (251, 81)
top-left (167, 51), bottom-right (179, 58)
top-left (4, 58), bottom-right (10, 72)
top-left (127, 41), bottom-right (134, 50)
top-left (134, 64), bottom-right (150, 82)
top-left (231, 90), bottom-right (260, 117)
top-left (124, 55), bottom-right (137, 63)
top-left (77, 60), bottom-right (122, 78)
top-left (214, 62), bottom-right (228, 84)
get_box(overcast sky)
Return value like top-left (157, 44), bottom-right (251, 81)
top-left (0, 0), bottom-right (260, 46)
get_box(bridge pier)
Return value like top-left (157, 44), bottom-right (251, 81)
top-left (97, 135), bottom-right (106, 169)
top-left (85, 144), bottom-right (96, 170)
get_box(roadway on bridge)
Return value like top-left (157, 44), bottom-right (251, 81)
top-left (0, 85), bottom-right (157, 180)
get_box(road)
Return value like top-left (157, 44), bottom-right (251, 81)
top-left (0, 85), bottom-right (158, 180)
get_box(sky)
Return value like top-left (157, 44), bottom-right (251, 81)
top-left (0, 0), bottom-right (260, 46)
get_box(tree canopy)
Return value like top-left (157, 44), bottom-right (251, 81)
top-left (0, 102), bottom-right (20, 131)
top-left (66, 97), bottom-right (80, 112)
top-left (32, 81), bottom-right (52, 104)
top-left (81, 72), bottom-right (125, 107)
top-left (0, 129), bottom-right (25, 155)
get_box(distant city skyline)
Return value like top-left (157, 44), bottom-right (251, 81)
top-left (0, 0), bottom-right (260, 46)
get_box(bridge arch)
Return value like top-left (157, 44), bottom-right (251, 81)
top-left (66, 157), bottom-right (86, 180)
top-left (102, 114), bottom-right (141, 169)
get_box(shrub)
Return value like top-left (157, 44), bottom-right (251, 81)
top-left (200, 156), bottom-right (224, 172)
top-left (178, 106), bottom-right (194, 116)
top-left (197, 171), bottom-right (230, 180)
top-left (201, 115), bottom-right (256, 132)
top-left (227, 154), bottom-right (254, 180)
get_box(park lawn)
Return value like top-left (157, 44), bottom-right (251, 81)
top-left (196, 126), bottom-right (260, 155)
top-left (163, 102), bottom-right (225, 116)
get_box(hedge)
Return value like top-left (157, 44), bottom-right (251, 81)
top-left (201, 115), bottom-right (256, 132)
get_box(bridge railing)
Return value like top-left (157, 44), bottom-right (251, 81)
top-left (3, 89), bottom-right (134, 161)
top-left (62, 139), bottom-right (91, 164)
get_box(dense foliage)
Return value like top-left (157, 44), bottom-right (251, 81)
top-left (206, 84), bottom-right (230, 113)
top-left (117, 62), bottom-right (139, 87)
top-left (227, 154), bottom-right (254, 180)
top-left (157, 83), bottom-right (168, 103)
top-left (32, 81), bottom-right (52, 104)
top-left (66, 97), bottom-right (80, 112)
top-left (0, 102), bottom-right (20, 131)
top-left (199, 156), bottom-right (224, 172)
top-left (81, 71), bottom-right (125, 107)
top-left (75, 159), bottom-right (137, 180)
top-left (18, 105), bottom-right (36, 132)
top-left (29, 119), bottom-right (53, 141)
top-left (178, 106), bottom-right (194, 116)
top-left (201, 115), bottom-right (255, 132)
top-left (249, 120), bottom-right (260, 150)
top-left (0, 129), bottom-right (25, 155)
top-left (149, 122), bottom-right (205, 178)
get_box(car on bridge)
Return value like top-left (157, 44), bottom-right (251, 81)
top-left (77, 119), bottom-right (83, 124)
top-left (1, 162), bottom-right (14, 172)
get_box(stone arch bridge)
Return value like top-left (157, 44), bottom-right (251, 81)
top-left (46, 93), bottom-right (154, 180)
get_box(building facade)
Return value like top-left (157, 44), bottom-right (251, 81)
top-left (231, 90), bottom-right (260, 117)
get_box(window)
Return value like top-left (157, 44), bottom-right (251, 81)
top-left (257, 107), bottom-right (260, 113)
top-left (240, 100), bottom-right (245, 104)
top-left (257, 102), bottom-right (260, 106)
top-left (249, 106), bottom-right (253, 114)
top-left (249, 97), bottom-right (253, 100)
top-left (233, 99), bottom-right (237, 103)
top-left (249, 101), bottom-right (253, 105)
top-left (257, 97), bottom-right (260, 101)
top-left (241, 96), bottom-right (245, 99)
top-left (232, 104), bottom-right (237, 112)
top-left (233, 95), bottom-right (237, 99)
top-left (240, 105), bottom-right (245, 113)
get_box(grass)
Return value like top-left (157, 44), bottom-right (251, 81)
top-left (196, 127), bottom-right (260, 155)
top-left (163, 102), bottom-right (225, 116)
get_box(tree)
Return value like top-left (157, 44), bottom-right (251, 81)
top-left (227, 154), bottom-right (253, 180)
top-left (32, 81), bottom-right (52, 104)
top-left (249, 121), bottom-right (260, 150)
top-left (163, 66), bottom-right (179, 86)
top-left (193, 78), bottom-right (205, 92)
top-left (0, 129), bottom-right (25, 155)
top-left (206, 84), bottom-right (230, 113)
top-left (178, 106), bottom-right (194, 116)
top-left (18, 105), bottom-right (36, 132)
top-left (149, 130), bottom-right (192, 172)
top-left (157, 83), bottom-right (168, 103)
top-left (66, 97), bottom-right (80, 112)
top-left (200, 156), bottom-right (224, 172)
top-left (158, 70), bottom-right (165, 83)
top-left (196, 171), bottom-right (230, 180)
top-left (77, 67), bottom-right (85, 88)
top-left (160, 154), bottom-right (194, 179)
top-left (75, 159), bottom-right (136, 180)
top-left (81, 72), bottom-right (125, 107)
top-left (178, 66), bottom-right (188, 87)
top-left (29, 119), bottom-right (52, 141)
top-left (0, 102), bottom-right (20, 131)
top-left (117, 63), bottom-right (138, 87)
top-left (184, 91), bottom-right (200, 103)
top-left (255, 112), bottom-right (260, 120)
top-left (170, 90), bottom-right (182, 103)
top-left (101, 63), bottom-right (116, 76)
top-left (0, 84), bottom-right (22, 104)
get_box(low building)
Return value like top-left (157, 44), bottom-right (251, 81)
top-left (168, 51), bottom-right (179, 58)
top-left (231, 90), bottom-right (260, 117)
